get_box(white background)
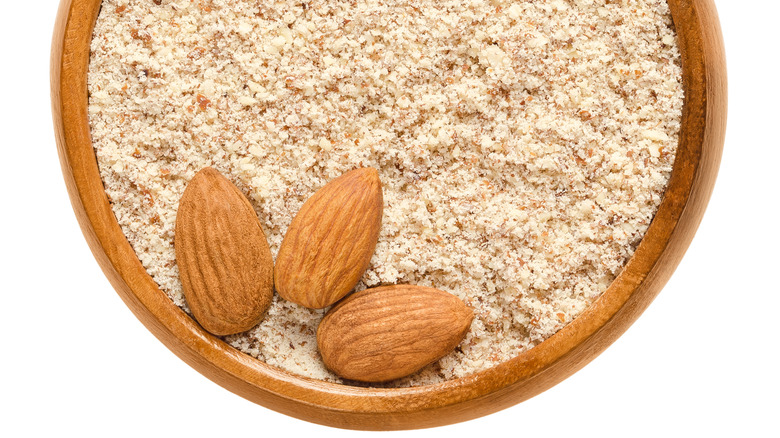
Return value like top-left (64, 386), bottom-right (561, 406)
top-left (1, 1), bottom-right (777, 436)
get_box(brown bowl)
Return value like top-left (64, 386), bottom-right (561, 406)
top-left (51, 0), bottom-right (727, 430)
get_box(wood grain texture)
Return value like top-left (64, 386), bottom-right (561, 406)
top-left (51, 0), bottom-right (726, 430)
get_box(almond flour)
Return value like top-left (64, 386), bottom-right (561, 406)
top-left (88, 0), bottom-right (683, 386)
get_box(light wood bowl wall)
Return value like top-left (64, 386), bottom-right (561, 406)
top-left (51, 0), bottom-right (727, 430)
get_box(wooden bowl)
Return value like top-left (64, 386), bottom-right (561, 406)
top-left (51, 0), bottom-right (727, 430)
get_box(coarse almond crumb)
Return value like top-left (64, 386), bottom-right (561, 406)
top-left (88, 0), bottom-right (683, 386)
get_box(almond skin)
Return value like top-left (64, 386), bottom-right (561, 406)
top-left (317, 285), bottom-right (474, 382)
top-left (175, 167), bottom-right (274, 336)
top-left (274, 168), bottom-right (383, 309)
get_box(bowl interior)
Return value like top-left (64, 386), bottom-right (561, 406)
top-left (51, 0), bottom-right (726, 430)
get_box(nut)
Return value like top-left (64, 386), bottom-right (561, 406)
top-left (174, 167), bottom-right (274, 336)
top-left (274, 168), bottom-right (383, 309)
top-left (317, 285), bottom-right (473, 382)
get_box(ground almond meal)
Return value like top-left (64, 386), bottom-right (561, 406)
top-left (88, 0), bottom-right (683, 386)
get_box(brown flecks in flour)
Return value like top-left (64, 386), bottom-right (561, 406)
top-left (88, 0), bottom-right (683, 386)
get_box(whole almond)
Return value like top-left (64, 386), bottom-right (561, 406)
top-left (274, 168), bottom-right (383, 309)
top-left (317, 285), bottom-right (473, 382)
top-left (175, 167), bottom-right (274, 336)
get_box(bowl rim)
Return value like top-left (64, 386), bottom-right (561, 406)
top-left (51, 0), bottom-right (727, 430)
